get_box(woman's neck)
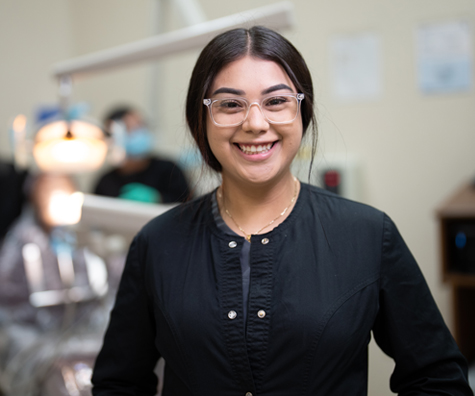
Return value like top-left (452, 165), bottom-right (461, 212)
top-left (218, 172), bottom-right (300, 239)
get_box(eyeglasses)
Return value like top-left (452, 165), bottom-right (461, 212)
top-left (203, 93), bottom-right (305, 127)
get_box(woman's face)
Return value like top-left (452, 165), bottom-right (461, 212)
top-left (206, 56), bottom-right (303, 186)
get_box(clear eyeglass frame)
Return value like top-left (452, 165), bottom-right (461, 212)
top-left (203, 93), bottom-right (305, 127)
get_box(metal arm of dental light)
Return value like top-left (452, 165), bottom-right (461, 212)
top-left (51, 2), bottom-right (295, 79)
top-left (79, 193), bottom-right (176, 235)
top-left (172, 0), bottom-right (207, 27)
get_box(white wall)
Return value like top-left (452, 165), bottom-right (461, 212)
top-left (1, 1), bottom-right (475, 394)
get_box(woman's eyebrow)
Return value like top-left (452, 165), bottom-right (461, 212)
top-left (262, 84), bottom-right (293, 95)
top-left (212, 87), bottom-right (245, 96)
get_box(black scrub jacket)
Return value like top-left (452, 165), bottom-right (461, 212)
top-left (92, 183), bottom-right (472, 396)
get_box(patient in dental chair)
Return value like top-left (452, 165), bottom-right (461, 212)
top-left (0, 173), bottom-right (107, 396)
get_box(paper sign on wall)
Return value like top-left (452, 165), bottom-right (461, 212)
top-left (417, 21), bottom-right (472, 94)
top-left (329, 33), bottom-right (382, 101)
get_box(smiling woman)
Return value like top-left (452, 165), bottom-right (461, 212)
top-left (91, 26), bottom-right (473, 396)
top-left (186, 26), bottom-right (317, 175)
top-left (205, 56), bottom-right (303, 199)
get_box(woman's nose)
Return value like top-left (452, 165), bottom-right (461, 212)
top-left (242, 103), bottom-right (269, 133)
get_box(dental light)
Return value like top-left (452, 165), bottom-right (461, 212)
top-left (33, 119), bottom-right (107, 173)
top-left (10, 97), bottom-right (109, 173)
top-left (31, 76), bottom-right (108, 173)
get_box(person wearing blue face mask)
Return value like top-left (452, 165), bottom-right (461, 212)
top-left (124, 125), bottom-right (154, 158)
top-left (93, 106), bottom-right (190, 204)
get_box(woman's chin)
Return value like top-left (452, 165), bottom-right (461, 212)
top-left (224, 163), bottom-right (293, 188)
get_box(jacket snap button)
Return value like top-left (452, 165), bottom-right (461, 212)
top-left (228, 310), bottom-right (237, 319)
top-left (257, 310), bottom-right (266, 318)
top-left (228, 241), bottom-right (237, 248)
top-left (261, 238), bottom-right (269, 245)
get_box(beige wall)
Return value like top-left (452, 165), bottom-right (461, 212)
top-left (68, 0), bottom-right (154, 128)
top-left (0, 0), bottom-right (74, 157)
top-left (1, 0), bottom-right (475, 393)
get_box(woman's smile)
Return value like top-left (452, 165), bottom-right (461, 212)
top-left (235, 141), bottom-right (274, 155)
top-left (233, 140), bottom-right (279, 162)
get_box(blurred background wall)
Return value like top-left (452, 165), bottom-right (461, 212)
top-left (1, 0), bottom-right (475, 394)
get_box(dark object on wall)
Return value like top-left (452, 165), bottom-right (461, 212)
top-left (0, 161), bottom-right (28, 239)
top-left (322, 169), bottom-right (341, 195)
top-left (447, 221), bottom-right (475, 274)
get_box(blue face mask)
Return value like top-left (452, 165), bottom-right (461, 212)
top-left (124, 127), bottom-right (153, 158)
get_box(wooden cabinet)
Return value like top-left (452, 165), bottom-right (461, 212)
top-left (437, 183), bottom-right (475, 363)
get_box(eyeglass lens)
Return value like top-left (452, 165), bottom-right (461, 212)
top-left (211, 95), bottom-right (300, 126)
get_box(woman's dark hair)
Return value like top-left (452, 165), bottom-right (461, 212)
top-left (186, 25), bottom-right (317, 176)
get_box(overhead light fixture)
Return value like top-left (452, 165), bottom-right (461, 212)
top-left (33, 119), bottom-right (107, 173)
top-left (11, 112), bottom-right (113, 174)
top-left (13, 77), bottom-right (111, 174)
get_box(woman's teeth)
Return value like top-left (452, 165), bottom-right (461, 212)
top-left (238, 143), bottom-right (273, 155)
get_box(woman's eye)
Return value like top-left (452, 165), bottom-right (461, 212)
top-left (219, 100), bottom-right (244, 109)
top-left (265, 96), bottom-right (288, 106)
